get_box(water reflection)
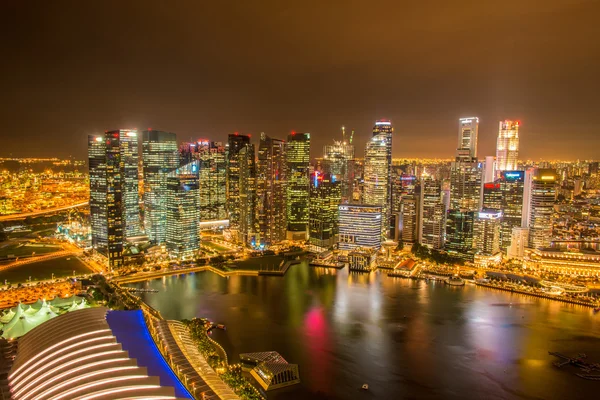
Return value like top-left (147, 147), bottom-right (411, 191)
top-left (131, 262), bottom-right (600, 399)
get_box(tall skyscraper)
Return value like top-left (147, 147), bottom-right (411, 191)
top-left (142, 130), bottom-right (178, 245)
top-left (226, 133), bottom-right (255, 242)
top-left (445, 209), bottom-right (475, 260)
top-left (400, 194), bottom-right (420, 245)
top-left (419, 178), bottom-right (445, 249)
top-left (166, 162), bottom-right (200, 259)
top-left (180, 141), bottom-right (227, 223)
top-left (322, 129), bottom-right (355, 202)
top-left (286, 132), bottom-right (311, 240)
top-left (496, 120), bottom-right (520, 172)
top-left (88, 129), bottom-right (141, 269)
top-left (473, 209), bottom-right (503, 267)
top-left (338, 204), bottom-right (382, 251)
top-left (309, 171), bottom-right (341, 250)
top-left (498, 171), bottom-right (525, 251)
top-left (256, 133), bottom-right (287, 246)
top-left (527, 169), bottom-right (558, 249)
top-left (364, 120), bottom-right (393, 237)
top-left (455, 117), bottom-right (479, 161)
top-left (483, 155), bottom-right (495, 183)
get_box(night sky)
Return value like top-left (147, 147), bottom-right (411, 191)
top-left (1, 1), bottom-right (599, 160)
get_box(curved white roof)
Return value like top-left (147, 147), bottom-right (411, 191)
top-left (8, 307), bottom-right (181, 400)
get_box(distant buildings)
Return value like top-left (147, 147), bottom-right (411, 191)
top-left (256, 133), bottom-right (287, 246)
top-left (338, 204), bottom-right (382, 251)
top-left (364, 120), bottom-right (393, 237)
top-left (455, 117), bottom-right (479, 161)
top-left (496, 120), bottom-right (520, 172)
top-left (142, 130), bottom-right (178, 245)
top-left (445, 209), bottom-right (475, 261)
top-left (322, 132), bottom-right (355, 202)
top-left (400, 194), bottom-right (420, 245)
top-left (473, 209), bottom-right (503, 267)
top-left (526, 168), bottom-right (558, 249)
top-left (88, 129), bottom-right (141, 269)
top-left (419, 178), bottom-right (445, 250)
top-left (286, 132), bottom-right (311, 240)
top-left (309, 172), bottom-right (341, 250)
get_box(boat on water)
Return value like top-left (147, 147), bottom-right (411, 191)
top-left (593, 307), bottom-right (600, 314)
top-left (446, 274), bottom-right (465, 286)
top-left (361, 384), bottom-right (369, 390)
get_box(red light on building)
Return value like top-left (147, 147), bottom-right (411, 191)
top-left (234, 132), bottom-right (239, 136)
top-left (291, 131), bottom-right (296, 136)
top-left (484, 183), bottom-right (500, 189)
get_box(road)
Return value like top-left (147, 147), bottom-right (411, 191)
top-left (0, 201), bottom-right (88, 221)
top-left (0, 250), bottom-right (79, 272)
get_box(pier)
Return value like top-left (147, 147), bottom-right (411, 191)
top-left (549, 352), bottom-right (600, 380)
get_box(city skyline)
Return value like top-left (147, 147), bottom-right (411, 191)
top-left (1, 2), bottom-right (600, 160)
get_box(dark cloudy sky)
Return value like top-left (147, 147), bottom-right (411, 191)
top-left (1, 0), bottom-right (599, 160)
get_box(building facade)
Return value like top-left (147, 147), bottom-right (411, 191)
top-left (142, 130), bottom-right (178, 245)
top-left (286, 132), bottom-right (311, 240)
top-left (256, 133), bottom-right (287, 246)
top-left (496, 120), bottom-right (520, 172)
top-left (338, 204), bottom-right (382, 251)
top-left (419, 178), bottom-right (445, 249)
top-left (445, 209), bottom-right (475, 260)
top-left (455, 117), bottom-right (479, 161)
top-left (226, 133), bottom-right (252, 233)
top-left (527, 169), bottom-right (558, 249)
top-left (166, 162), bottom-right (200, 259)
top-left (309, 172), bottom-right (341, 250)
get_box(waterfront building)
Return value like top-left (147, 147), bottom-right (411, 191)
top-left (400, 194), bottom-right (420, 245)
top-left (445, 209), bottom-right (475, 260)
top-left (526, 169), bottom-right (558, 249)
top-left (142, 130), bottom-right (178, 245)
top-left (180, 141), bottom-right (227, 223)
top-left (496, 120), bottom-right (520, 172)
top-left (88, 129), bottom-right (141, 269)
top-left (455, 117), bottom-right (479, 161)
top-left (507, 227), bottom-right (529, 259)
top-left (240, 352), bottom-right (300, 391)
top-left (473, 209), bottom-right (503, 267)
top-left (286, 132), bottom-right (311, 240)
top-left (166, 162), bottom-right (199, 259)
top-left (238, 144), bottom-right (257, 245)
top-left (525, 245), bottom-right (600, 276)
top-left (226, 133), bottom-right (252, 231)
top-left (419, 178), bottom-right (445, 249)
top-left (338, 204), bottom-right (382, 251)
top-left (256, 133), bottom-right (287, 246)
top-left (363, 120), bottom-right (393, 237)
top-left (309, 172), bottom-right (341, 250)
top-left (348, 249), bottom-right (377, 271)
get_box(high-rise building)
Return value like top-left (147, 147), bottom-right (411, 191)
top-left (238, 144), bottom-right (257, 246)
top-left (88, 129), bottom-right (141, 269)
top-left (419, 178), bottom-right (445, 249)
top-left (226, 133), bottom-right (256, 243)
top-left (142, 130), bottom-right (178, 245)
top-left (445, 209), bottom-right (475, 260)
top-left (497, 171), bottom-right (525, 250)
top-left (180, 141), bottom-right (227, 223)
top-left (256, 133), bottom-right (287, 246)
top-left (322, 134), bottom-right (355, 202)
top-left (473, 209), bottom-right (503, 267)
top-left (507, 227), bottom-right (529, 259)
top-left (450, 161), bottom-right (482, 211)
top-left (455, 117), bottom-right (479, 161)
top-left (286, 132), bottom-right (311, 240)
top-left (400, 194), bottom-right (420, 245)
top-left (483, 156), bottom-right (495, 183)
top-left (166, 162), bottom-right (200, 259)
top-left (364, 120), bottom-right (393, 237)
top-left (482, 182), bottom-right (502, 210)
top-left (496, 120), bottom-right (520, 172)
top-left (527, 169), bottom-right (558, 249)
top-left (309, 171), bottom-right (341, 250)
top-left (338, 204), bottom-right (382, 251)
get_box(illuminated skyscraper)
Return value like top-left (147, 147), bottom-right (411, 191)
top-left (226, 133), bottom-right (255, 242)
top-left (400, 194), bottom-right (420, 245)
top-left (180, 141), bottom-right (227, 223)
top-left (526, 169), bottom-right (557, 249)
top-left (338, 204), bottom-right (382, 251)
top-left (142, 130), bottom-right (178, 245)
top-left (364, 120), bottom-right (393, 237)
top-left (88, 129), bottom-right (141, 269)
top-left (419, 178), bottom-right (445, 249)
top-left (286, 132), bottom-right (311, 240)
top-left (473, 209), bottom-right (503, 267)
top-left (322, 129), bottom-right (355, 202)
top-left (309, 172), bottom-right (341, 250)
top-left (455, 117), bottom-right (479, 161)
top-left (497, 171), bottom-right (525, 251)
top-left (496, 120), bottom-right (520, 172)
top-left (166, 162), bottom-right (199, 259)
top-left (256, 133), bottom-right (287, 246)
top-left (445, 209), bottom-right (475, 260)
